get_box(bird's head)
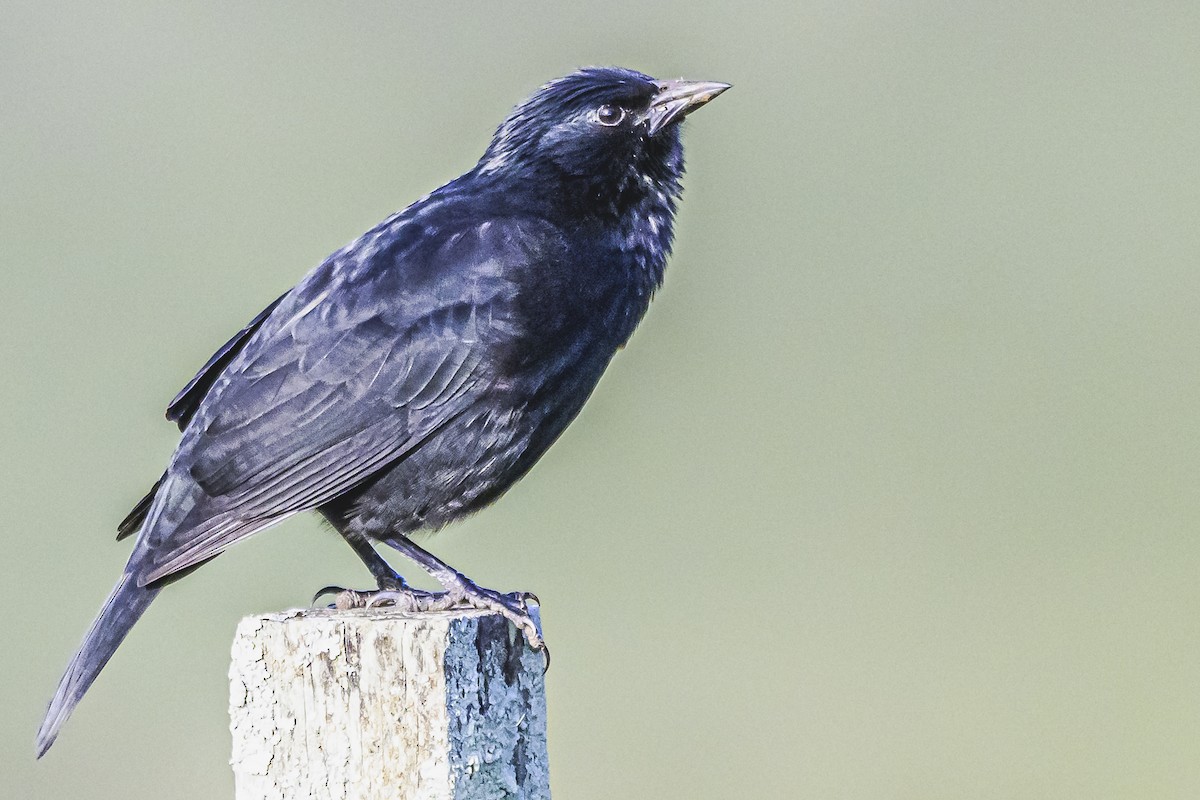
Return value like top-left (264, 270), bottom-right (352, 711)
top-left (477, 67), bottom-right (729, 217)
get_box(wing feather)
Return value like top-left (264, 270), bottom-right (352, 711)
top-left (134, 214), bottom-right (539, 585)
top-left (166, 293), bottom-right (287, 430)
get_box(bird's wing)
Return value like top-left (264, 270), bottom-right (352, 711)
top-left (166, 292), bottom-right (288, 430)
top-left (136, 213), bottom-right (537, 585)
top-left (118, 293), bottom-right (288, 540)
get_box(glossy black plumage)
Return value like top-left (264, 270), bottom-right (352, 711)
top-left (38, 66), bottom-right (727, 756)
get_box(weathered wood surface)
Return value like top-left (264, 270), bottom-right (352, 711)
top-left (229, 607), bottom-right (549, 800)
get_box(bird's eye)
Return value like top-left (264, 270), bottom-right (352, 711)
top-left (594, 104), bottom-right (626, 127)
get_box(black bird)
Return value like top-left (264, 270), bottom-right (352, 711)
top-left (37, 66), bottom-right (728, 756)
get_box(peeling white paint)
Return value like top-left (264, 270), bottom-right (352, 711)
top-left (229, 607), bottom-right (549, 800)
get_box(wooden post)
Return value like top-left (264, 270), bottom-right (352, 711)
top-left (229, 607), bottom-right (549, 800)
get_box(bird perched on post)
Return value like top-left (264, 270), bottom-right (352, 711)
top-left (37, 66), bottom-right (728, 756)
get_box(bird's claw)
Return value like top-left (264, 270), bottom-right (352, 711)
top-left (311, 584), bottom-right (349, 605)
top-left (508, 590), bottom-right (540, 610)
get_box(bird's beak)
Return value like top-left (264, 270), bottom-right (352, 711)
top-left (644, 79), bottom-right (731, 136)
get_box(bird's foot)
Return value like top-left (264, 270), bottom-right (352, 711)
top-left (357, 579), bottom-right (547, 668)
top-left (448, 579), bottom-right (545, 659)
top-left (333, 586), bottom-right (445, 612)
top-left (311, 576), bottom-right (440, 609)
top-left (313, 577), bottom-right (547, 670)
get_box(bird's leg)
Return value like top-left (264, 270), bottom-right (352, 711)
top-left (313, 526), bottom-right (442, 606)
top-left (373, 536), bottom-right (546, 659)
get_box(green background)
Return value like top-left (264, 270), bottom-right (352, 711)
top-left (5, 2), bottom-right (1200, 798)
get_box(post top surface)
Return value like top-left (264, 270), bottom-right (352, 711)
top-left (246, 606), bottom-right (515, 625)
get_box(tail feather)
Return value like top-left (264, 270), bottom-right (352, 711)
top-left (36, 572), bottom-right (160, 757)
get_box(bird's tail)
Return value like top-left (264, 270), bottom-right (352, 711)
top-left (36, 572), bottom-right (160, 757)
